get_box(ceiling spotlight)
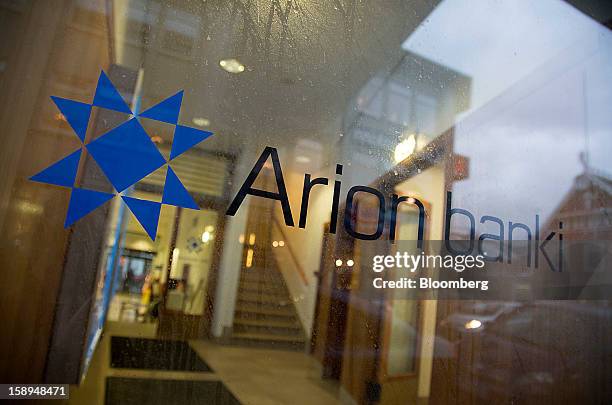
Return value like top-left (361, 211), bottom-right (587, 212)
top-left (394, 134), bottom-right (417, 163)
top-left (192, 117), bottom-right (210, 127)
top-left (201, 231), bottom-right (212, 243)
top-left (219, 58), bottom-right (245, 74)
top-left (464, 319), bottom-right (482, 330)
top-left (335, 259), bottom-right (343, 267)
top-left (347, 259), bottom-right (354, 267)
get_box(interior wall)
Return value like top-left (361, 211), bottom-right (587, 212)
top-left (394, 163), bottom-right (446, 399)
top-left (211, 147), bottom-right (253, 337)
top-left (0, 0), bottom-right (111, 382)
top-left (272, 151), bottom-right (335, 337)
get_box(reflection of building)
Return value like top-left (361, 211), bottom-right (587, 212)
top-left (308, 52), bottom-right (471, 405)
top-left (544, 159), bottom-right (612, 240)
top-left (338, 51), bottom-right (470, 187)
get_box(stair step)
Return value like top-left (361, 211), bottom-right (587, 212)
top-left (239, 279), bottom-right (286, 288)
top-left (240, 271), bottom-right (285, 280)
top-left (239, 283), bottom-right (286, 293)
top-left (234, 318), bottom-right (301, 329)
top-left (238, 286), bottom-right (287, 296)
top-left (233, 322), bottom-right (302, 336)
top-left (236, 299), bottom-right (294, 310)
top-left (231, 332), bottom-right (305, 344)
top-left (235, 305), bottom-right (295, 318)
top-left (237, 292), bottom-right (290, 304)
top-left (239, 276), bottom-right (285, 286)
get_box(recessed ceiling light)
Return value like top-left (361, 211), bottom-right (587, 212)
top-left (219, 58), bottom-right (245, 74)
top-left (192, 117), bottom-right (210, 127)
top-left (394, 134), bottom-right (417, 163)
top-left (201, 231), bottom-right (212, 243)
top-left (464, 319), bottom-right (482, 330)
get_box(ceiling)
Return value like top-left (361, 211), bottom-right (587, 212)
top-left (111, 0), bottom-right (440, 156)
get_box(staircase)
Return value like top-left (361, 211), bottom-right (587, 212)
top-left (231, 266), bottom-right (306, 350)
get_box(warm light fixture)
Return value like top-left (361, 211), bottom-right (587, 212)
top-left (335, 259), bottom-right (343, 267)
top-left (248, 233), bottom-right (256, 245)
top-left (278, 240), bottom-right (285, 247)
top-left (192, 117), bottom-right (210, 127)
top-left (201, 231), bottom-right (212, 243)
top-left (133, 239), bottom-right (151, 252)
top-left (219, 58), bottom-right (245, 74)
top-left (394, 134), bottom-right (417, 163)
top-left (171, 248), bottom-right (180, 273)
top-left (347, 259), bottom-right (354, 267)
top-left (272, 241), bottom-right (279, 247)
top-left (246, 248), bottom-right (254, 268)
top-left (295, 155), bottom-right (311, 164)
top-left (465, 319), bottom-right (482, 330)
top-left (238, 234), bottom-right (245, 244)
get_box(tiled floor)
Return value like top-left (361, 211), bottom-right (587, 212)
top-left (67, 321), bottom-right (342, 405)
top-left (190, 341), bottom-right (341, 405)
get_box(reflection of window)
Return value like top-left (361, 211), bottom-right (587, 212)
top-left (415, 93), bottom-right (437, 134)
top-left (169, 209), bottom-right (218, 315)
top-left (125, 0), bottom-right (160, 44)
top-left (386, 83), bottom-right (411, 125)
top-left (386, 300), bottom-right (419, 375)
top-left (161, 9), bottom-right (200, 57)
top-left (366, 92), bottom-right (384, 118)
top-left (384, 204), bottom-right (424, 376)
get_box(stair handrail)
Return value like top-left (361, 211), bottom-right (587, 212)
top-left (272, 217), bottom-right (309, 286)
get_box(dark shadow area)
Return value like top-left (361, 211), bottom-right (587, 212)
top-left (110, 337), bottom-right (212, 372)
top-left (105, 377), bottom-right (240, 405)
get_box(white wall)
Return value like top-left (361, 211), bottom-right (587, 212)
top-left (271, 153), bottom-right (335, 337)
top-left (395, 163), bottom-right (446, 399)
top-left (211, 148), bottom-right (255, 337)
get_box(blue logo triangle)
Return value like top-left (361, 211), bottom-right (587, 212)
top-left (122, 196), bottom-right (162, 240)
top-left (86, 118), bottom-right (167, 192)
top-left (139, 91), bottom-right (183, 124)
top-left (92, 71), bottom-right (132, 114)
top-left (30, 149), bottom-right (82, 188)
top-left (170, 125), bottom-right (213, 159)
top-left (162, 166), bottom-right (199, 209)
top-left (65, 188), bottom-right (114, 227)
top-left (51, 97), bottom-right (92, 141)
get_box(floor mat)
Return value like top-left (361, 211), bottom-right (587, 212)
top-left (110, 337), bottom-right (212, 372)
top-left (105, 377), bottom-right (240, 405)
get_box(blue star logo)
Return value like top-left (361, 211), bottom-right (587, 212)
top-left (30, 71), bottom-right (212, 240)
